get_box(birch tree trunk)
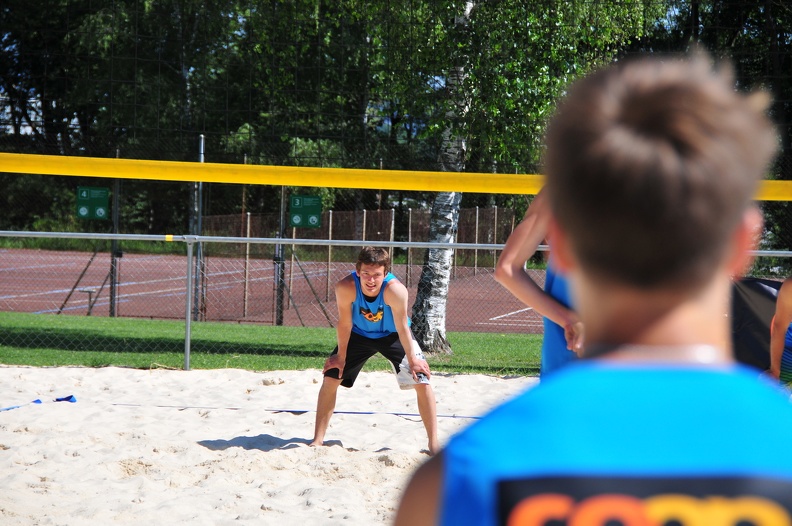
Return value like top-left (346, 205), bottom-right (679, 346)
top-left (411, 191), bottom-right (463, 354)
top-left (411, 2), bottom-right (474, 355)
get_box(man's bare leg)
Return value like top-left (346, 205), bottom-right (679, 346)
top-left (310, 376), bottom-right (342, 447)
top-left (415, 383), bottom-right (439, 455)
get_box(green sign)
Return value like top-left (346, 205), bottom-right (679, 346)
top-left (289, 195), bottom-right (322, 228)
top-left (76, 186), bottom-right (110, 220)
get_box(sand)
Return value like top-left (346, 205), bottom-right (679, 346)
top-left (0, 366), bottom-right (535, 525)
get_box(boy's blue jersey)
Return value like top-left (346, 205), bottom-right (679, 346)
top-left (441, 362), bottom-right (792, 526)
top-left (350, 272), bottom-right (409, 338)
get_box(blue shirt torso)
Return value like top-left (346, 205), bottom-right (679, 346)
top-left (441, 362), bottom-right (792, 526)
top-left (350, 271), bottom-right (409, 338)
top-left (541, 264), bottom-right (575, 376)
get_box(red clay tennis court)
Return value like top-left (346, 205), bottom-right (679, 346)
top-left (0, 248), bottom-right (545, 334)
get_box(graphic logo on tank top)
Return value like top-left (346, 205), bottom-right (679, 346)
top-left (497, 475), bottom-right (792, 525)
top-left (360, 306), bottom-right (384, 322)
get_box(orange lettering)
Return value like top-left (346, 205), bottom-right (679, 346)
top-left (508, 494), bottom-right (574, 526)
top-left (570, 494), bottom-right (655, 526)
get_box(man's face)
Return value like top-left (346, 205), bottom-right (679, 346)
top-left (357, 263), bottom-right (387, 296)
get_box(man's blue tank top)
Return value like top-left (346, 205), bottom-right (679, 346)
top-left (541, 264), bottom-right (575, 376)
top-left (350, 272), bottom-right (409, 338)
top-left (441, 362), bottom-right (792, 526)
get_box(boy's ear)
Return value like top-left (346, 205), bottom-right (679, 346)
top-left (726, 205), bottom-right (763, 278)
top-left (547, 217), bottom-right (577, 274)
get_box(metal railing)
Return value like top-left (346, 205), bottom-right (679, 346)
top-left (2, 230), bottom-right (791, 371)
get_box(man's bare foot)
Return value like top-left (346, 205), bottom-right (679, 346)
top-left (308, 439), bottom-right (323, 447)
top-left (428, 440), bottom-right (440, 456)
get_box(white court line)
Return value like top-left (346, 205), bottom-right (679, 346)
top-left (0, 275), bottom-right (185, 301)
top-left (0, 269), bottom-right (278, 302)
top-left (0, 262), bottom-right (78, 272)
top-left (475, 321), bottom-right (543, 327)
top-left (488, 307), bottom-right (533, 321)
top-left (1, 262), bottom-right (322, 303)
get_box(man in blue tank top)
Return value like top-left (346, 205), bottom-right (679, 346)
top-left (396, 52), bottom-right (792, 525)
top-left (495, 188), bottom-right (582, 377)
top-left (309, 246), bottom-right (439, 455)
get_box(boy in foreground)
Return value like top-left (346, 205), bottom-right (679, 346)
top-left (310, 246), bottom-right (439, 455)
top-left (396, 52), bottom-right (792, 525)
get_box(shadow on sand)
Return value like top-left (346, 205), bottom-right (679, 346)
top-left (198, 434), bottom-right (344, 452)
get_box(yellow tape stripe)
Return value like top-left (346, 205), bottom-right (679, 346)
top-left (1, 152), bottom-right (789, 200)
top-left (165, 234), bottom-right (173, 242)
top-left (0, 153), bottom-right (544, 195)
top-left (756, 180), bottom-right (792, 201)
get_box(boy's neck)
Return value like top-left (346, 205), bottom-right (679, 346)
top-left (579, 276), bottom-right (734, 364)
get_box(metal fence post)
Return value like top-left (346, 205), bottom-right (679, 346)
top-left (243, 212), bottom-right (251, 318)
top-left (110, 149), bottom-right (121, 317)
top-left (288, 227), bottom-right (296, 309)
top-left (407, 208), bottom-right (412, 287)
top-left (184, 239), bottom-right (194, 371)
top-left (192, 135), bottom-right (206, 322)
top-left (326, 210), bottom-right (333, 302)
top-left (389, 209), bottom-right (395, 263)
top-left (493, 205), bottom-right (498, 271)
top-left (274, 187), bottom-right (286, 326)
top-left (474, 206), bottom-right (479, 276)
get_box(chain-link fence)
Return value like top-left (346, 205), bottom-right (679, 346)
top-left (0, 204), bottom-right (522, 323)
top-left (0, 230), bottom-right (546, 369)
top-left (0, 238), bottom-right (531, 328)
top-left (2, 224), bottom-right (791, 369)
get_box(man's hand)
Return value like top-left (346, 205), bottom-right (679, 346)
top-left (323, 354), bottom-right (345, 379)
top-left (409, 356), bottom-right (432, 381)
top-left (766, 366), bottom-right (781, 381)
top-left (564, 319), bottom-right (585, 356)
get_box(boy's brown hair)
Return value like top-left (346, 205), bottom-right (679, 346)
top-left (544, 52), bottom-right (777, 289)
top-left (356, 246), bottom-right (391, 274)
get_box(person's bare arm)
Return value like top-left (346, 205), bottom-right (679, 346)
top-left (385, 280), bottom-right (431, 378)
top-left (494, 190), bottom-right (583, 353)
top-left (324, 275), bottom-right (356, 377)
top-left (770, 278), bottom-right (792, 379)
top-left (393, 454), bottom-right (443, 526)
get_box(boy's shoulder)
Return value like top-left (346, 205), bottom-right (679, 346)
top-left (455, 364), bottom-right (792, 453)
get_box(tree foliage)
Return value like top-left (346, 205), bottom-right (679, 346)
top-left (0, 0), bottom-right (789, 234)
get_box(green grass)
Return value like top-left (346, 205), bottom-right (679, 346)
top-left (0, 312), bottom-right (541, 376)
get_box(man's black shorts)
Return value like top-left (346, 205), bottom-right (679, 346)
top-left (324, 330), bottom-right (429, 389)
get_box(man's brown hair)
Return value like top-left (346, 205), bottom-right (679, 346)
top-left (544, 51), bottom-right (777, 289)
top-left (356, 246), bottom-right (391, 274)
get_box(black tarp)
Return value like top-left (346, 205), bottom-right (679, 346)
top-left (730, 278), bottom-right (783, 371)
